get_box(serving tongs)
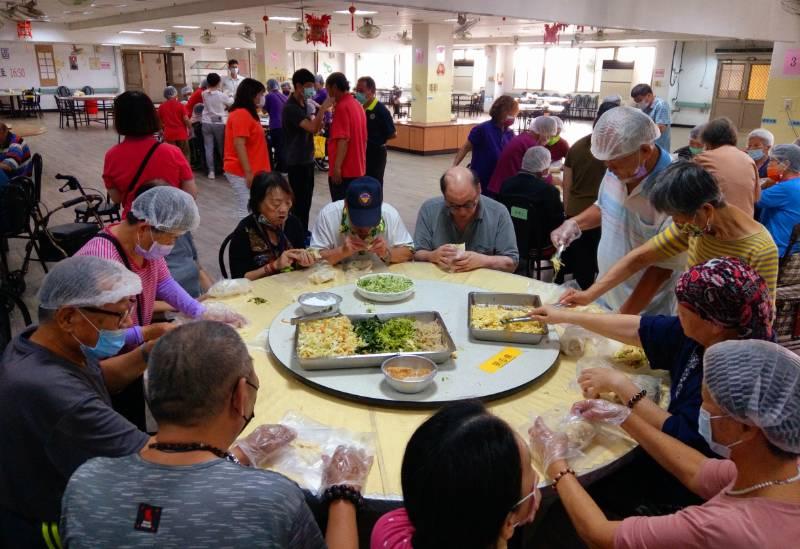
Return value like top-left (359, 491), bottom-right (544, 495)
top-left (500, 303), bottom-right (564, 324)
top-left (289, 307), bottom-right (341, 325)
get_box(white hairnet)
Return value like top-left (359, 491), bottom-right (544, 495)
top-left (689, 124), bottom-right (705, 140)
top-left (131, 186), bottom-right (199, 233)
top-left (38, 256), bottom-right (142, 310)
top-left (747, 128), bottom-right (774, 147)
top-left (590, 106), bottom-right (661, 161)
top-left (704, 339), bottom-right (800, 453)
top-left (771, 144), bottom-right (800, 172)
top-left (602, 94), bottom-right (622, 105)
top-left (180, 85), bottom-right (193, 96)
top-left (163, 86), bottom-right (177, 99)
top-left (521, 146), bottom-right (552, 174)
top-left (551, 116), bottom-right (564, 132)
top-left (531, 116), bottom-right (557, 140)
top-left (267, 78), bottom-right (280, 91)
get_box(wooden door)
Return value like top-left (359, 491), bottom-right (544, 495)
top-left (710, 60), bottom-right (769, 132)
top-left (141, 52), bottom-right (167, 101)
top-left (122, 52), bottom-right (143, 92)
top-left (166, 53), bottom-right (186, 88)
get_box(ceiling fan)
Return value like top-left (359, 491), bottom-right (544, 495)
top-left (2, 0), bottom-right (46, 20)
top-left (70, 44), bottom-right (84, 55)
top-left (199, 28), bottom-right (217, 44)
top-left (356, 17), bottom-right (381, 39)
top-left (394, 29), bottom-right (411, 45)
top-left (238, 24), bottom-right (255, 44)
top-left (290, 21), bottom-right (306, 41)
top-left (453, 12), bottom-right (478, 40)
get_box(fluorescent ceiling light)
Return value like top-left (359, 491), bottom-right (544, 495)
top-left (443, 18), bottom-right (458, 22)
top-left (334, 9), bottom-right (376, 15)
top-left (101, 43), bottom-right (115, 46)
top-left (172, 25), bottom-right (200, 29)
top-left (212, 21), bottom-right (244, 26)
top-left (140, 28), bottom-right (165, 32)
top-left (268, 16), bottom-right (299, 21)
top-left (119, 30), bottom-right (143, 34)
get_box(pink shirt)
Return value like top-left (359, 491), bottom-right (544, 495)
top-left (371, 508), bottom-right (414, 549)
top-left (74, 227), bottom-right (171, 327)
top-left (614, 458), bottom-right (800, 549)
top-left (487, 134), bottom-right (567, 194)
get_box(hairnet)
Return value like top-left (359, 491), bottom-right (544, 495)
top-left (200, 78), bottom-right (208, 89)
top-left (180, 85), bottom-right (192, 96)
top-left (675, 257), bottom-right (774, 340)
top-left (747, 128), bottom-right (774, 147)
top-left (601, 94), bottom-right (622, 105)
top-left (704, 339), bottom-right (800, 453)
top-left (163, 86), bottom-right (177, 99)
top-left (531, 116), bottom-right (557, 140)
top-left (315, 73), bottom-right (325, 85)
top-left (281, 80), bottom-right (292, 89)
top-left (551, 116), bottom-right (564, 132)
top-left (771, 144), bottom-right (800, 172)
top-left (590, 106), bottom-right (660, 161)
top-left (521, 146), bottom-right (551, 174)
top-left (266, 78), bottom-right (280, 91)
top-left (131, 186), bottom-right (200, 233)
top-left (689, 124), bottom-right (705, 140)
top-left (38, 256), bottom-right (142, 310)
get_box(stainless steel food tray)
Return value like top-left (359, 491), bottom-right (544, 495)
top-left (294, 311), bottom-right (456, 370)
top-left (468, 292), bottom-right (547, 345)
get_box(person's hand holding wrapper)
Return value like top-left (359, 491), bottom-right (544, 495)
top-left (529, 417), bottom-right (572, 478)
top-left (571, 399), bottom-right (632, 426)
top-left (233, 424), bottom-right (298, 467)
top-left (321, 445), bottom-right (374, 493)
top-left (201, 302), bottom-right (249, 328)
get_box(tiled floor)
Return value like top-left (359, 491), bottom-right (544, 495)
top-left (2, 111), bottom-right (692, 327)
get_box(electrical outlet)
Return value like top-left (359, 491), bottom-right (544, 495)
top-left (785, 98), bottom-right (794, 111)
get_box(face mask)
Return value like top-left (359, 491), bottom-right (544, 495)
top-left (73, 311), bottom-right (127, 360)
top-left (135, 229), bottom-right (175, 260)
top-left (230, 67), bottom-right (238, 76)
top-left (511, 486), bottom-right (539, 528)
top-left (636, 100), bottom-right (650, 110)
top-left (546, 136), bottom-right (560, 146)
top-left (355, 91), bottom-right (367, 103)
top-left (689, 146), bottom-right (704, 156)
top-left (767, 164), bottom-right (785, 182)
top-left (747, 149), bottom-right (765, 161)
top-left (504, 116), bottom-right (515, 127)
top-left (303, 87), bottom-right (315, 99)
top-left (698, 408), bottom-right (743, 458)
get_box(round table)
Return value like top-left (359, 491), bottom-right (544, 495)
top-left (229, 262), bottom-right (642, 499)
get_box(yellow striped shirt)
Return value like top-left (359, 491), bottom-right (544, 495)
top-left (650, 222), bottom-right (779, 298)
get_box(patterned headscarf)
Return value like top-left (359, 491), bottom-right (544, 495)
top-left (675, 257), bottom-right (774, 340)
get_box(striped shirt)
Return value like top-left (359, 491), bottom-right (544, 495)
top-left (75, 227), bottom-right (170, 326)
top-left (651, 222), bottom-right (779, 297)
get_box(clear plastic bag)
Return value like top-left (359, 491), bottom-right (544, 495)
top-left (560, 325), bottom-right (601, 357)
top-left (573, 356), bottom-right (663, 404)
top-left (530, 279), bottom-right (582, 307)
top-left (207, 278), bottom-right (253, 298)
top-left (530, 410), bottom-right (598, 466)
top-left (308, 260), bottom-right (336, 285)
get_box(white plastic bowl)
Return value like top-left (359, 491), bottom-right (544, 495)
top-left (297, 292), bottom-right (342, 314)
top-left (381, 355), bottom-right (437, 394)
top-left (355, 273), bottom-right (415, 303)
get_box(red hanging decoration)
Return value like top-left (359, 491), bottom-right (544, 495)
top-left (306, 13), bottom-right (332, 47)
top-left (16, 20), bottom-right (32, 40)
top-left (348, 4), bottom-right (356, 31)
top-left (262, 15), bottom-right (269, 36)
top-left (543, 22), bottom-right (567, 45)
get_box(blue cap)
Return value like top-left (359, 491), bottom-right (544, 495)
top-left (345, 176), bottom-right (383, 228)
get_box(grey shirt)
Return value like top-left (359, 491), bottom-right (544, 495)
top-left (61, 454), bottom-right (326, 548)
top-left (165, 231), bottom-right (201, 298)
top-left (414, 196), bottom-right (519, 264)
top-left (0, 327), bottom-right (148, 523)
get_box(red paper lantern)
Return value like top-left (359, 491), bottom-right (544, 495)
top-left (348, 4), bottom-right (356, 31)
top-left (262, 15), bottom-right (269, 36)
top-left (306, 13), bottom-right (331, 47)
top-left (16, 21), bottom-right (32, 40)
top-left (543, 22), bottom-right (567, 45)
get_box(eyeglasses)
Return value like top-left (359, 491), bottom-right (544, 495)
top-left (446, 199), bottom-right (479, 212)
top-left (80, 303), bottom-right (135, 328)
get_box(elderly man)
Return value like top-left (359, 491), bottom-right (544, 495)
top-left (0, 122), bottom-right (32, 184)
top-left (264, 78), bottom-right (288, 172)
top-left (355, 76), bottom-right (396, 185)
top-left (631, 83), bottom-right (671, 151)
top-left (758, 144), bottom-right (800, 256)
top-left (326, 72), bottom-right (367, 200)
top-left (415, 166), bottom-right (519, 272)
top-left (552, 106), bottom-right (684, 315)
top-left (311, 176), bottom-right (413, 265)
top-left (487, 115), bottom-right (557, 195)
top-left (747, 128), bottom-right (774, 179)
top-left (61, 321), bottom-right (371, 548)
top-left (221, 59), bottom-right (245, 96)
top-left (673, 124), bottom-right (705, 160)
top-left (0, 256), bottom-right (152, 547)
top-left (694, 118), bottom-right (760, 216)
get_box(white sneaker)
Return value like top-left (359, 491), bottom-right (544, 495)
top-left (208, 171), bottom-right (215, 180)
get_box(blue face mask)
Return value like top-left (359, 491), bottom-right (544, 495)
top-left (698, 408), bottom-right (743, 458)
top-left (747, 149), bottom-right (765, 161)
top-left (74, 311), bottom-right (127, 360)
top-left (355, 92), bottom-right (367, 103)
top-left (304, 87), bottom-right (315, 99)
top-left (135, 229), bottom-right (175, 260)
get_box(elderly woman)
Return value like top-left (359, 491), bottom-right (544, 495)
top-left (76, 186), bottom-right (245, 428)
top-left (694, 117), bottom-right (760, 215)
top-left (561, 162), bottom-right (779, 309)
top-left (757, 144), bottom-right (800, 256)
top-left (453, 95), bottom-right (519, 194)
top-left (487, 115), bottom-right (558, 195)
top-left (228, 171), bottom-right (314, 279)
top-left (371, 401), bottom-right (539, 549)
top-left (673, 123), bottom-right (705, 160)
top-left (532, 339), bottom-right (800, 548)
top-left (746, 128), bottom-right (774, 178)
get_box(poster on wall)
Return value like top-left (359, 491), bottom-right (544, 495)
top-left (69, 55), bottom-right (78, 70)
top-left (435, 45), bottom-right (445, 63)
top-left (89, 57), bottom-right (100, 70)
top-left (0, 48), bottom-right (9, 60)
top-left (100, 60), bottom-right (111, 69)
top-left (784, 49), bottom-right (800, 77)
top-left (415, 48), bottom-right (424, 64)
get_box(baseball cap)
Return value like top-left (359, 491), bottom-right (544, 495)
top-left (345, 176), bottom-right (383, 228)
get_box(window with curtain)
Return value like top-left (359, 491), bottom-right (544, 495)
top-left (513, 47), bottom-right (544, 90)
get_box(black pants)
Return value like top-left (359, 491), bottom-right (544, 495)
top-left (365, 143), bottom-right (388, 184)
top-left (268, 128), bottom-right (285, 173)
top-left (191, 122), bottom-right (205, 171)
top-left (555, 226), bottom-right (601, 290)
top-left (328, 176), bottom-right (358, 202)
top-left (288, 163), bottom-right (315, 231)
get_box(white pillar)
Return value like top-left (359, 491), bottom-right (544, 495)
top-left (410, 23), bottom-right (454, 123)
top-left (255, 30), bottom-right (289, 82)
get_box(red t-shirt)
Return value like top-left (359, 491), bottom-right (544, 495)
top-left (103, 136), bottom-right (193, 214)
top-left (328, 93), bottom-right (367, 178)
top-left (223, 108), bottom-right (270, 177)
top-left (185, 87), bottom-right (203, 117)
top-left (158, 99), bottom-right (189, 141)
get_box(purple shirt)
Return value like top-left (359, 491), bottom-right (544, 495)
top-left (467, 120), bottom-right (514, 193)
top-left (488, 132), bottom-right (538, 194)
top-left (264, 90), bottom-right (288, 129)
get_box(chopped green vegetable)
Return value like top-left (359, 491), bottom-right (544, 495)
top-left (357, 274), bottom-right (413, 294)
top-left (248, 297), bottom-right (268, 305)
top-left (353, 316), bottom-right (418, 354)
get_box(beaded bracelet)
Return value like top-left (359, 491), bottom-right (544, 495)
top-left (321, 484), bottom-right (364, 509)
top-left (626, 389), bottom-right (648, 409)
top-left (553, 468), bottom-right (576, 490)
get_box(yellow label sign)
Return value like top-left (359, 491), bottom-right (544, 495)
top-left (480, 347), bottom-right (522, 373)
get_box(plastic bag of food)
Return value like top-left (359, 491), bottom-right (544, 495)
top-left (531, 279), bottom-right (581, 307)
top-left (308, 260), bottom-right (336, 285)
top-left (532, 410), bottom-right (598, 460)
top-left (207, 278), bottom-right (253, 298)
top-left (573, 357), bottom-right (663, 404)
top-left (612, 345), bottom-right (649, 368)
top-left (560, 325), bottom-right (602, 357)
